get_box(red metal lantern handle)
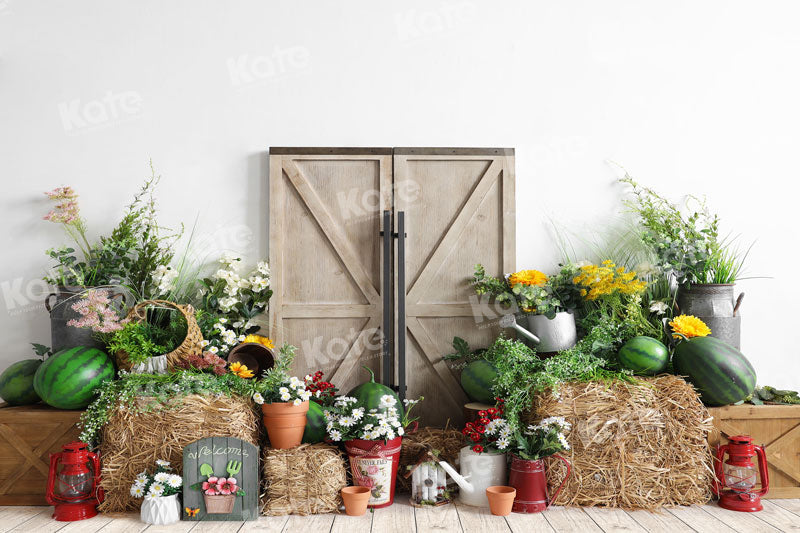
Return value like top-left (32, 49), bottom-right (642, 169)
top-left (712, 444), bottom-right (729, 496)
top-left (545, 453), bottom-right (572, 510)
top-left (88, 451), bottom-right (105, 503)
top-left (45, 452), bottom-right (62, 506)
top-left (754, 445), bottom-right (769, 497)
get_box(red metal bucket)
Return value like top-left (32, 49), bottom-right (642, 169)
top-left (345, 437), bottom-right (403, 509)
top-left (508, 454), bottom-right (571, 513)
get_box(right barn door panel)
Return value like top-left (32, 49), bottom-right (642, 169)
top-left (394, 148), bottom-right (515, 427)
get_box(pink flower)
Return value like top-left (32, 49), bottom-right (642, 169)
top-left (67, 289), bottom-right (127, 334)
top-left (359, 477), bottom-right (376, 489)
top-left (366, 465), bottom-right (379, 475)
top-left (202, 476), bottom-right (219, 494)
top-left (216, 477), bottom-right (238, 495)
top-left (44, 187), bottom-right (77, 200)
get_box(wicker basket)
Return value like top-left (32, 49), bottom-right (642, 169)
top-left (115, 299), bottom-right (204, 373)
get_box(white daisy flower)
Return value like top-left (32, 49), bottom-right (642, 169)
top-left (130, 484), bottom-right (145, 498)
top-left (280, 392), bottom-right (291, 402)
top-left (167, 474), bottom-right (182, 488)
top-left (299, 390), bottom-right (312, 401)
top-left (329, 429), bottom-right (342, 441)
top-left (155, 460), bottom-right (170, 468)
top-left (397, 427), bottom-right (405, 436)
top-left (558, 434), bottom-right (571, 450)
top-left (649, 301), bottom-right (669, 315)
top-left (135, 472), bottom-right (148, 484)
top-left (379, 395), bottom-right (396, 408)
top-left (279, 387), bottom-right (289, 394)
top-left (154, 472), bottom-right (170, 483)
top-left (148, 483), bottom-right (165, 497)
top-left (339, 416), bottom-right (355, 427)
top-left (293, 398), bottom-right (302, 406)
top-left (207, 346), bottom-right (219, 354)
top-left (496, 437), bottom-right (510, 450)
top-left (351, 408), bottom-right (365, 420)
top-left (144, 492), bottom-right (160, 501)
top-left (252, 393), bottom-right (265, 405)
top-left (369, 430), bottom-right (382, 440)
top-left (200, 340), bottom-right (210, 348)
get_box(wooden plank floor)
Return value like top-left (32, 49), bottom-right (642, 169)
top-left (1, 499), bottom-right (798, 532)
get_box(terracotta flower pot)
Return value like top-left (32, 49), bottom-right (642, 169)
top-left (203, 493), bottom-right (236, 514)
top-left (341, 486), bottom-right (371, 516)
top-left (486, 486), bottom-right (516, 516)
top-left (262, 401), bottom-right (309, 449)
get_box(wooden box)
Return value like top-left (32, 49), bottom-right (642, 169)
top-left (708, 404), bottom-right (800, 499)
top-left (0, 403), bottom-right (82, 505)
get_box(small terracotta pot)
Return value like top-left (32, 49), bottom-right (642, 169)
top-left (203, 493), bottom-right (236, 514)
top-left (341, 486), bottom-right (371, 516)
top-left (486, 486), bottom-right (516, 516)
top-left (262, 401), bottom-right (309, 449)
top-left (228, 342), bottom-right (274, 376)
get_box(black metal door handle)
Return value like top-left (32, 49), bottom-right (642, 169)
top-left (397, 211), bottom-right (406, 401)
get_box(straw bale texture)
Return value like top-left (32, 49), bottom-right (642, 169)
top-left (98, 394), bottom-right (259, 512)
top-left (261, 443), bottom-right (347, 516)
top-left (528, 375), bottom-right (715, 510)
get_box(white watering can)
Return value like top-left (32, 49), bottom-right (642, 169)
top-left (499, 312), bottom-right (577, 353)
top-left (438, 446), bottom-right (507, 507)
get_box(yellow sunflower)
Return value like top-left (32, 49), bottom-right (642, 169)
top-left (669, 315), bottom-right (711, 339)
top-left (508, 269), bottom-right (548, 287)
top-left (229, 362), bottom-right (255, 379)
top-left (243, 334), bottom-right (274, 349)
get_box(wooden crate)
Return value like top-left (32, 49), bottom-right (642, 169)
top-left (0, 403), bottom-right (82, 505)
top-left (708, 404), bottom-right (800, 499)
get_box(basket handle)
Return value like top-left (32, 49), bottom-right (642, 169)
top-left (129, 299), bottom-right (194, 321)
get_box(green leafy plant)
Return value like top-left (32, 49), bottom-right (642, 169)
top-left (43, 162), bottom-right (182, 292)
top-left (442, 337), bottom-right (486, 368)
top-left (251, 344), bottom-right (312, 404)
top-left (107, 322), bottom-right (169, 365)
top-left (31, 343), bottom-right (53, 359)
top-left (512, 417), bottom-right (571, 461)
top-left (745, 386), bottom-right (800, 405)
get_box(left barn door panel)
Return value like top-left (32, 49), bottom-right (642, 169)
top-left (269, 148), bottom-right (393, 392)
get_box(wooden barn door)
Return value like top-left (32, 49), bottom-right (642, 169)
top-left (269, 148), bottom-right (393, 392)
top-left (394, 148), bottom-right (516, 427)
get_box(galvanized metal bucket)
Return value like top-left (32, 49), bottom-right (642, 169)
top-left (700, 315), bottom-right (741, 350)
top-left (676, 284), bottom-right (742, 318)
top-left (45, 286), bottom-right (105, 353)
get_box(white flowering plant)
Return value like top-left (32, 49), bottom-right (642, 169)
top-left (511, 417), bottom-right (571, 461)
top-left (197, 253), bottom-right (272, 357)
top-left (129, 459), bottom-right (183, 500)
top-left (250, 344), bottom-right (312, 405)
top-left (324, 395), bottom-right (423, 443)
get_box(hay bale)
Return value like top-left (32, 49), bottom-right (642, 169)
top-left (397, 427), bottom-right (463, 493)
top-left (528, 375), bottom-right (715, 510)
top-left (98, 394), bottom-right (259, 513)
top-left (262, 443), bottom-right (347, 516)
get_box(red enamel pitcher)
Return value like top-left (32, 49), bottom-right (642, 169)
top-left (508, 454), bottom-right (571, 513)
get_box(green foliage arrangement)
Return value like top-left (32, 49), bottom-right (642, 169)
top-left (486, 336), bottom-right (635, 434)
top-left (43, 162), bottom-right (183, 295)
top-left (442, 337), bottom-right (486, 369)
top-left (512, 417), bottom-right (571, 461)
top-left (106, 323), bottom-right (169, 365)
top-left (620, 175), bottom-right (750, 285)
top-left (78, 369), bottom-right (254, 445)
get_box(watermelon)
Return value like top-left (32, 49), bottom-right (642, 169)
top-left (618, 336), bottom-right (669, 375)
top-left (0, 360), bottom-right (43, 405)
top-left (461, 359), bottom-right (498, 404)
top-left (33, 346), bottom-right (115, 410)
top-left (346, 367), bottom-right (404, 417)
top-left (302, 400), bottom-right (326, 443)
top-left (673, 336), bottom-right (756, 406)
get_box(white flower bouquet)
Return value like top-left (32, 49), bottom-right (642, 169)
top-left (324, 395), bottom-right (422, 442)
top-left (129, 459), bottom-right (183, 500)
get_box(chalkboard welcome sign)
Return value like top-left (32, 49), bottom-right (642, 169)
top-left (182, 437), bottom-right (259, 521)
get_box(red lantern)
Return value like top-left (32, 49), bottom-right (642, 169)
top-left (46, 441), bottom-right (104, 521)
top-left (713, 435), bottom-right (769, 512)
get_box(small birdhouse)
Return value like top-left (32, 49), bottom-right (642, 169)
top-left (404, 450), bottom-right (451, 507)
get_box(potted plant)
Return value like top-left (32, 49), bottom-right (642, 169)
top-left (327, 394), bottom-right (422, 508)
top-left (621, 176), bottom-right (751, 348)
top-left (507, 417), bottom-right (572, 513)
top-left (251, 344), bottom-right (312, 449)
top-left (129, 459), bottom-right (182, 525)
top-left (437, 402), bottom-right (510, 508)
top-left (472, 264), bottom-right (582, 353)
top-left (41, 167), bottom-right (182, 352)
top-left (189, 464), bottom-right (246, 514)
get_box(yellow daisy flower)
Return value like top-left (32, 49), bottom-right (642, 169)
top-left (229, 362), bottom-right (255, 379)
top-left (508, 269), bottom-right (548, 287)
top-left (243, 334), bottom-right (274, 349)
top-left (669, 315), bottom-right (711, 339)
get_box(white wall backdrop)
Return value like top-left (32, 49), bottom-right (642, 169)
top-left (1, 0), bottom-right (797, 388)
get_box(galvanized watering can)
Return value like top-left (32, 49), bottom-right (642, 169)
top-left (675, 284), bottom-right (745, 349)
top-left (499, 312), bottom-right (577, 353)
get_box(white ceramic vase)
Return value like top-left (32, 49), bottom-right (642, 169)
top-left (141, 493), bottom-right (181, 525)
top-left (131, 354), bottom-right (169, 375)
